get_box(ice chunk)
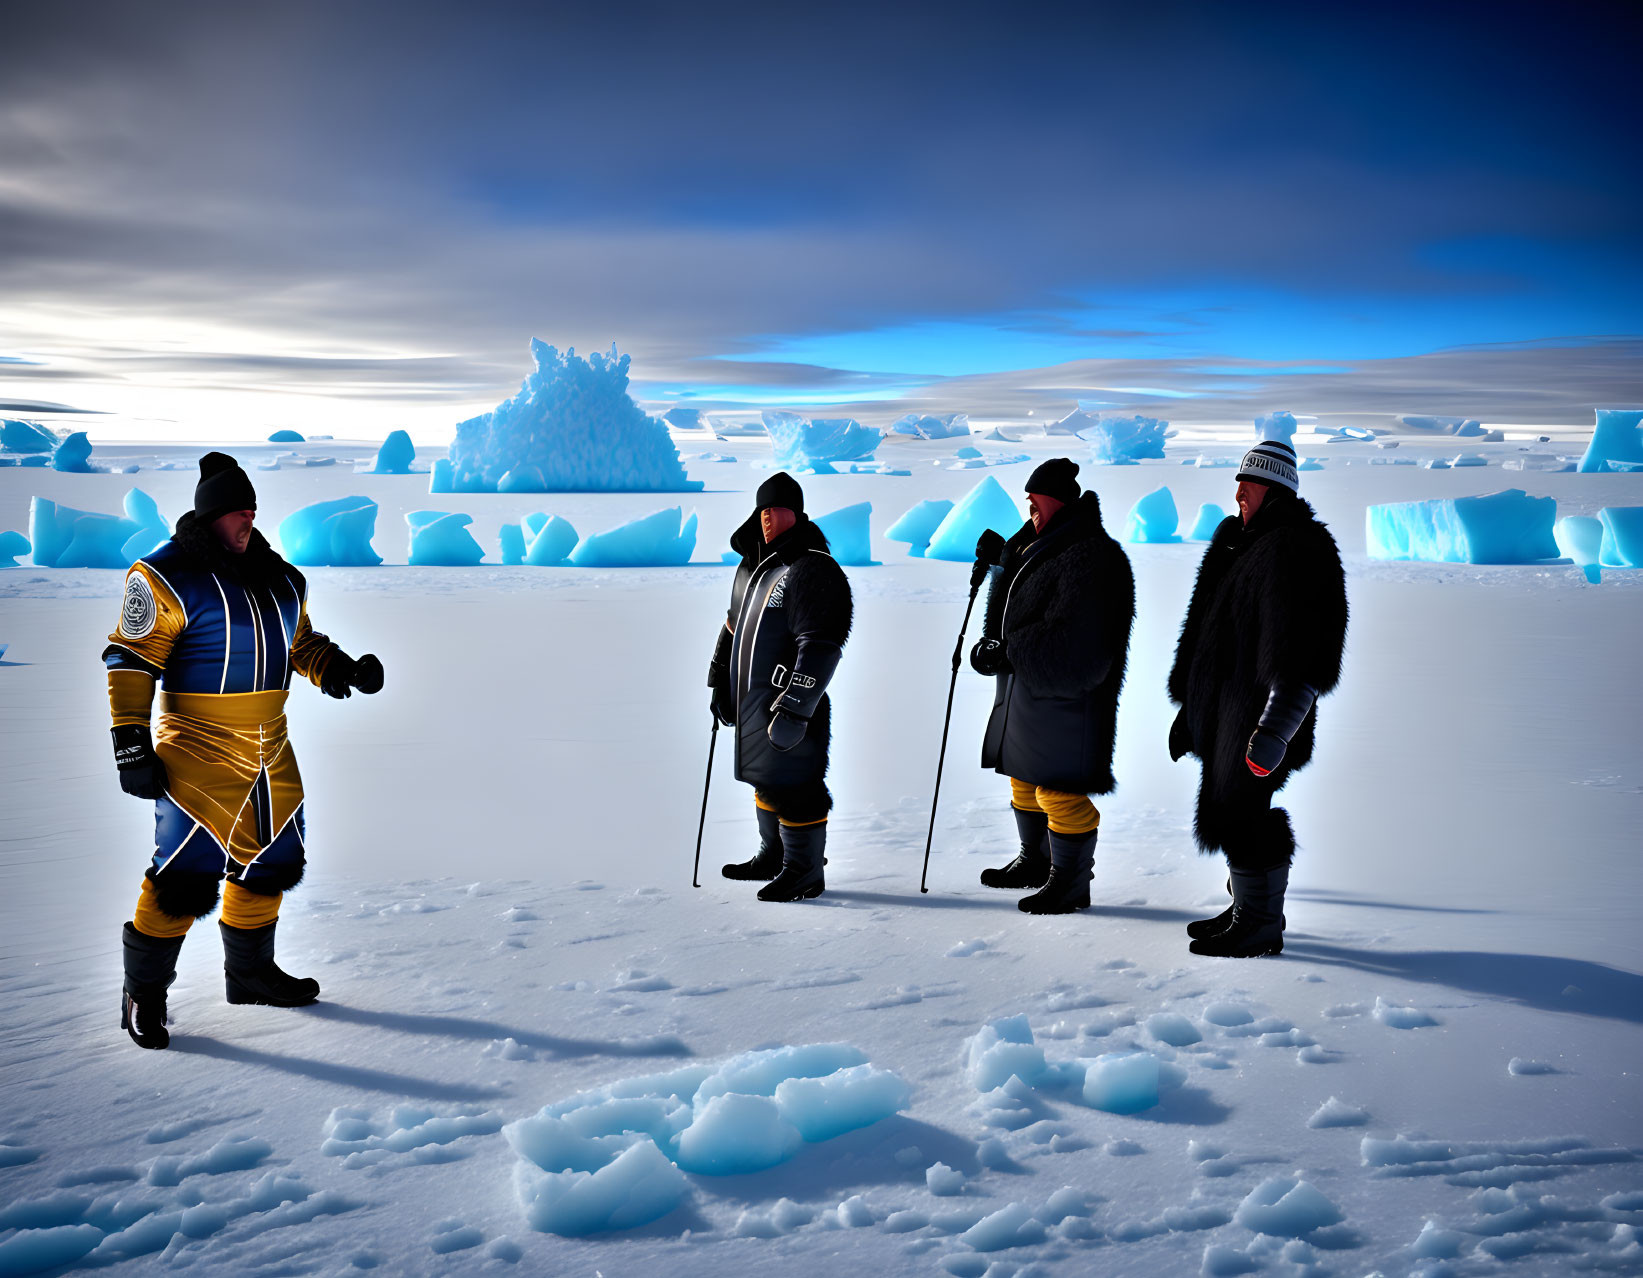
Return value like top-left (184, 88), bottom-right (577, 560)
top-left (1078, 414), bottom-right (1169, 464)
top-left (812, 502), bottom-right (874, 566)
top-left (965, 1016), bottom-right (1047, 1091)
top-left (1366, 490), bottom-right (1557, 563)
top-left (1187, 503), bottom-right (1227, 541)
top-left (1507, 1058), bottom-right (1558, 1076)
top-left (1145, 1013), bottom-right (1202, 1047)
top-left (1554, 515), bottom-right (1604, 582)
top-left (926, 1161), bottom-right (965, 1195)
top-left (1306, 1096), bottom-right (1368, 1128)
top-left (1372, 996), bottom-right (1438, 1029)
top-left (498, 465), bottom-right (546, 493)
top-left (762, 411), bottom-right (883, 468)
top-left (119, 490), bottom-right (170, 562)
top-left (1400, 415), bottom-right (1482, 435)
top-left (891, 412), bottom-right (970, 439)
top-left (775, 1064), bottom-right (911, 1142)
top-left (0, 1224), bottom-right (104, 1273)
top-left (370, 430), bottom-right (416, 474)
top-left (1410, 1219), bottom-right (1464, 1258)
top-left (1, 418), bottom-right (57, 453)
top-left (525, 515), bottom-right (579, 566)
top-left (1080, 1051), bottom-right (1160, 1113)
top-left (268, 429), bottom-right (305, 443)
top-left (1599, 506), bottom-right (1643, 568)
top-left (1450, 453), bottom-right (1487, 467)
top-left (673, 1094), bottom-right (801, 1175)
top-left (836, 1195), bottom-right (874, 1228)
top-left (447, 341), bottom-right (700, 493)
top-left (0, 530), bottom-right (30, 568)
top-left (499, 524), bottom-right (526, 565)
top-left (924, 476), bottom-right (1024, 562)
top-left (51, 431), bottom-right (96, 473)
top-left (1579, 408), bottom-right (1643, 474)
top-left (1254, 411), bottom-right (1298, 445)
top-left (886, 499), bottom-right (954, 557)
top-left (960, 1202), bottom-right (1045, 1251)
top-left (513, 1141), bottom-right (689, 1235)
top-left (662, 407), bottom-right (704, 430)
top-left (1124, 487), bottom-right (1182, 543)
top-left (1233, 1176), bottom-right (1343, 1236)
top-left (407, 511), bottom-right (485, 566)
top-left (954, 446), bottom-right (981, 459)
top-left (569, 508), bottom-right (696, 567)
top-left (278, 497), bottom-right (382, 567)
top-left (1203, 1002), bottom-right (1254, 1027)
top-left (29, 489), bottom-right (170, 569)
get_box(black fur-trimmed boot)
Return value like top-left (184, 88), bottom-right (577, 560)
top-left (121, 921), bottom-right (184, 1050)
top-left (722, 805), bottom-right (784, 881)
top-left (1189, 866), bottom-right (1287, 957)
top-left (1018, 828), bottom-right (1097, 915)
top-left (1186, 876), bottom-right (1236, 939)
top-left (220, 921), bottom-right (320, 1006)
top-left (981, 806), bottom-right (1051, 890)
top-left (758, 820), bottom-right (826, 902)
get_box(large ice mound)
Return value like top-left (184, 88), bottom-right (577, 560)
top-left (812, 502), bottom-right (874, 566)
top-left (1366, 489), bottom-right (1557, 563)
top-left (1187, 503), bottom-right (1227, 541)
top-left (278, 497), bottom-right (382, 567)
top-left (1579, 408), bottom-right (1643, 474)
top-left (885, 499), bottom-right (954, 557)
top-left (1599, 506), bottom-right (1643, 568)
top-left (0, 529), bottom-right (31, 568)
top-left (501, 513), bottom-right (581, 566)
top-left (51, 431), bottom-right (96, 473)
top-left (569, 508), bottom-right (696, 567)
top-left (924, 476), bottom-right (1023, 561)
top-left (268, 429), bottom-right (304, 443)
top-left (504, 1044), bottom-right (909, 1236)
top-left (1080, 414), bottom-right (1169, 464)
top-left (29, 490), bottom-right (169, 568)
top-left (1555, 515), bottom-right (1604, 582)
top-left (439, 340), bottom-right (700, 494)
top-left (1124, 487), bottom-right (1182, 543)
top-left (407, 511), bottom-right (485, 566)
top-left (369, 430), bottom-right (417, 474)
top-left (1255, 411), bottom-right (1298, 445)
top-left (2, 419), bottom-right (58, 453)
top-left (762, 411), bottom-right (883, 470)
top-left (891, 412), bottom-right (969, 440)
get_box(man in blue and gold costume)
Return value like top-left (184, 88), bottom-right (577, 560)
top-left (104, 452), bottom-right (383, 1049)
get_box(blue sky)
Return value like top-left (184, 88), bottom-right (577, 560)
top-left (0, 0), bottom-right (1638, 436)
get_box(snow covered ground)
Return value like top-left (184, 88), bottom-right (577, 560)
top-left (2, 434), bottom-right (1641, 1276)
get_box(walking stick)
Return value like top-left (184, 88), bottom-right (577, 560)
top-left (920, 549), bottom-right (995, 893)
top-left (692, 716), bottom-right (719, 888)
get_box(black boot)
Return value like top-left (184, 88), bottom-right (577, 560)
top-left (220, 921), bottom-right (320, 1006)
top-left (723, 806), bottom-right (784, 881)
top-left (1189, 866), bottom-right (1287, 957)
top-left (758, 821), bottom-right (826, 902)
top-left (121, 921), bottom-right (184, 1050)
top-left (1019, 828), bottom-right (1097, 915)
top-left (1186, 871), bottom-right (1236, 939)
top-left (981, 807), bottom-right (1051, 889)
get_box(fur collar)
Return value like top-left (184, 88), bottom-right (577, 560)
top-left (728, 510), bottom-right (830, 566)
top-left (169, 510), bottom-right (294, 588)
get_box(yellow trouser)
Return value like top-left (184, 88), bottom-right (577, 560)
top-left (133, 875), bottom-right (281, 938)
top-left (754, 792), bottom-right (827, 828)
top-left (1010, 778), bottom-right (1100, 835)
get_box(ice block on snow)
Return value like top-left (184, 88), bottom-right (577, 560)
top-left (1554, 515), bottom-right (1604, 583)
top-left (278, 497), bottom-right (382, 567)
top-left (1079, 414), bottom-right (1168, 464)
top-left (569, 508), bottom-right (696, 567)
top-left (1187, 502), bottom-right (1227, 541)
top-left (812, 502), bottom-right (874, 566)
top-left (1, 419), bottom-right (56, 453)
top-left (51, 431), bottom-right (96, 473)
top-left (885, 499), bottom-right (953, 557)
top-left (890, 412), bottom-right (969, 440)
top-left (0, 530), bottom-right (30, 568)
top-left (1124, 487), bottom-right (1181, 543)
top-left (1599, 506), bottom-right (1643, 568)
top-left (525, 515), bottom-right (579, 565)
top-left (1578, 408), bottom-right (1643, 474)
top-left (1366, 489), bottom-right (1557, 563)
top-left (923, 476), bottom-right (1023, 562)
top-left (370, 429), bottom-right (416, 474)
top-left (762, 412), bottom-right (882, 469)
top-left (407, 511), bottom-right (485, 566)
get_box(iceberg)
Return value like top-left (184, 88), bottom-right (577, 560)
top-left (890, 412), bottom-right (969, 440)
top-left (1073, 413), bottom-right (1169, 463)
top-left (29, 489), bottom-right (169, 568)
top-left (885, 499), bottom-right (954, 557)
top-left (1254, 411), bottom-right (1298, 445)
top-left (525, 515), bottom-right (579, 565)
top-left (1579, 408), bottom-right (1643, 474)
top-left (923, 476), bottom-right (1024, 562)
top-left (51, 431), bottom-right (96, 473)
top-left (1400, 415), bottom-right (1483, 435)
top-left (0, 530), bottom-right (31, 568)
top-left (278, 497), bottom-right (382, 567)
top-left (2, 419), bottom-right (58, 453)
top-left (1365, 489), bottom-right (1557, 563)
top-left (445, 341), bottom-right (700, 493)
top-left (1187, 502), bottom-right (1227, 541)
top-left (369, 430), bottom-right (416, 474)
top-left (1554, 515), bottom-right (1604, 583)
top-left (812, 502), bottom-right (874, 566)
top-left (267, 429), bottom-right (304, 443)
top-left (569, 508), bottom-right (696, 567)
top-left (1599, 506), bottom-right (1643, 568)
top-left (663, 407), bottom-right (705, 430)
top-left (407, 511), bottom-right (485, 566)
top-left (1124, 487), bottom-right (1182, 543)
top-left (762, 411), bottom-right (882, 469)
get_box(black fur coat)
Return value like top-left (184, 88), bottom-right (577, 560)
top-left (170, 510), bottom-right (305, 593)
top-left (978, 492), bottom-right (1134, 794)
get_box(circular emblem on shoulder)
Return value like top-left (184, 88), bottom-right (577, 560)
top-left (120, 572), bottom-right (156, 639)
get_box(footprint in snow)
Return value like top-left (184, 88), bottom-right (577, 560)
top-left (429, 1219), bottom-right (485, 1254)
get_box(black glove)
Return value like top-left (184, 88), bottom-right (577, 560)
top-left (1168, 708), bottom-right (1193, 762)
top-left (768, 710), bottom-right (807, 752)
top-left (971, 529), bottom-right (1007, 588)
top-left (708, 627), bottom-right (736, 726)
top-left (711, 683), bottom-right (737, 727)
top-left (113, 723), bottom-right (167, 800)
top-left (351, 654), bottom-right (384, 695)
top-left (1244, 679), bottom-right (1318, 777)
top-left (320, 652), bottom-right (356, 699)
top-left (969, 638), bottom-right (1011, 676)
top-left (1245, 728), bottom-right (1287, 776)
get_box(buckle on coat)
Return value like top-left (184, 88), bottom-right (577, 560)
top-left (772, 664), bottom-right (789, 689)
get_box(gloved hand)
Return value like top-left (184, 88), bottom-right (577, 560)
top-left (113, 724), bottom-right (168, 800)
top-left (969, 637), bottom-right (1011, 677)
top-left (320, 653), bottom-right (356, 699)
top-left (1246, 728), bottom-right (1287, 777)
top-left (970, 529), bottom-right (1007, 588)
top-left (767, 710), bottom-right (807, 752)
top-left (711, 681), bottom-right (737, 727)
top-left (1168, 709), bottom-right (1193, 762)
top-left (351, 654), bottom-right (384, 695)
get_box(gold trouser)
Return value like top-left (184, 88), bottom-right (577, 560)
top-left (1010, 777), bottom-right (1100, 835)
top-left (133, 875), bottom-right (281, 937)
top-left (754, 792), bottom-right (827, 828)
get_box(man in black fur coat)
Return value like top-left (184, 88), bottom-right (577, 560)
top-left (708, 472), bottom-right (853, 902)
top-left (1168, 437), bottom-right (1348, 957)
top-left (969, 458), bottom-right (1134, 914)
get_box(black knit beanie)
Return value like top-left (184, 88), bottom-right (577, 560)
top-left (1025, 457), bottom-right (1080, 506)
top-left (194, 452), bottom-right (257, 523)
top-left (754, 470), bottom-right (805, 515)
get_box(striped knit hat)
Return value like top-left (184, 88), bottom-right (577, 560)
top-left (1236, 438), bottom-right (1299, 494)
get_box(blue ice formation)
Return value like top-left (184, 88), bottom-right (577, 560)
top-left (1401, 415), bottom-right (1483, 436)
top-left (501, 512), bottom-right (580, 566)
top-left (966, 1016), bottom-right (1047, 1092)
top-left (1124, 487), bottom-right (1182, 543)
top-left (924, 476), bottom-right (1024, 562)
top-left (504, 1044), bottom-right (909, 1235)
top-left (813, 502), bottom-right (874, 566)
top-left (1579, 409), bottom-right (1643, 474)
top-left (1, 419), bottom-right (57, 453)
top-left (762, 411), bottom-right (883, 470)
top-left (497, 465), bottom-right (546, 493)
top-left (955, 446), bottom-right (981, 459)
top-left (1235, 1177), bottom-right (1344, 1238)
top-left (278, 497), bottom-right (382, 567)
top-left (963, 1018), bottom-right (1168, 1116)
top-left (663, 407), bottom-right (705, 430)
top-left (443, 341), bottom-right (700, 494)
top-left (886, 499), bottom-right (954, 557)
top-left (1254, 411), bottom-right (1298, 446)
top-left (1599, 506), bottom-right (1643, 568)
top-left (1366, 489), bottom-right (1558, 564)
top-left (890, 412), bottom-right (970, 440)
top-left (407, 511), bottom-right (485, 566)
top-left (1082, 1052), bottom-right (1161, 1114)
top-left (1187, 503), bottom-right (1227, 541)
top-left (499, 523), bottom-right (526, 565)
top-left (1554, 516), bottom-right (1603, 582)
top-left (370, 430), bottom-right (416, 474)
top-left (28, 489), bottom-right (169, 568)
top-left (267, 429), bottom-right (304, 443)
top-left (569, 508), bottom-right (696, 567)
top-left (1451, 454), bottom-right (1487, 467)
top-left (950, 450), bottom-right (1030, 470)
top-left (1074, 414), bottom-right (1169, 463)
top-left (18, 456), bottom-right (47, 467)
top-left (51, 431), bottom-right (96, 473)
top-left (0, 530), bottom-right (30, 568)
